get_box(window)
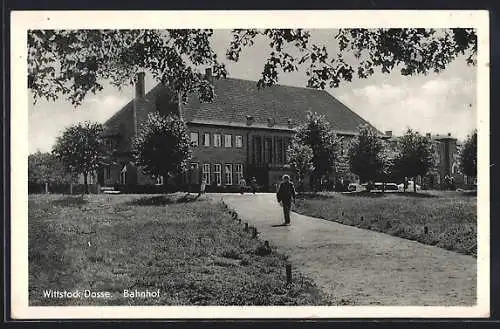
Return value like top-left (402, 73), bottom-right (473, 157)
top-left (214, 164), bottom-right (222, 186)
top-left (203, 133), bottom-right (210, 147)
top-left (214, 134), bottom-right (222, 147)
top-left (120, 164), bottom-right (127, 184)
top-left (105, 166), bottom-right (111, 180)
top-left (254, 136), bottom-right (262, 163)
top-left (202, 163), bottom-right (211, 185)
top-left (224, 134), bottom-right (232, 148)
top-left (235, 135), bottom-right (243, 148)
top-left (265, 137), bottom-right (272, 163)
top-left (224, 164), bottom-right (233, 185)
top-left (234, 164), bottom-right (243, 184)
top-left (190, 132), bottom-right (199, 146)
top-left (88, 172), bottom-right (95, 184)
top-left (155, 176), bottom-right (164, 185)
top-left (105, 138), bottom-right (113, 149)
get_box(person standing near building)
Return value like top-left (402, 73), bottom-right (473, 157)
top-left (250, 177), bottom-right (257, 194)
top-left (239, 177), bottom-right (246, 194)
top-left (198, 178), bottom-right (206, 197)
top-left (276, 174), bottom-right (297, 225)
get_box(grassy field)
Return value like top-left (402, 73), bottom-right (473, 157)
top-left (294, 191), bottom-right (477, 256)
top-left (29, 193), bottom-right (330, 306)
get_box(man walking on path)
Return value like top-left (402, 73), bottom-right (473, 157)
top-left (276, 174), bottom-right (297, 225)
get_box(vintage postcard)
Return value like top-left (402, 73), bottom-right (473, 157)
top-left (10, 10), bottom-right (489, 319)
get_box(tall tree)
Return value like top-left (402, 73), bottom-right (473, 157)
top-left (132, 112), bottom-right (192, 191)
top-left (459, 129), bottom-right (477, 182)
top-left (28, 151), bottom-right (76, 193)
top-left (393, 129), bottom-right (434, 192)
top-left (348, 124), bottom-right (386, 186)
top-left (293, 111), bottom-right (340, 190)
top-left (28, 29), bottom-right (476, 106)
top-left (52, 121), bottom-right (105, 194)
top-left (286, 141), bottom-right (314, 193)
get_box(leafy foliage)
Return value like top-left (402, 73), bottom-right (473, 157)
top-left (132, 112), bottom-right (192, 182)
top-left (293, 112), bottom-right (340, 188)
top-left (287, 141), bottom-right (314, 183)
top-left (28, 151), bottom-right (76, 184)
top-left (348, 125), bottom-right (387, 183)
top-left (28, 29), bottom-right (227, 106)
top-left (459, 129), bottom-right (477, 178)
top-left (52, 121), bottom-right (106, 192)
top-left (393, 129), bottom-right (434, 192)
top-left (228, 28), bottom-right (477, 90)
top-left (28, 28), bottom-right (476, 106)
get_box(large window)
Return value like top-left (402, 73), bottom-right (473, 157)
top-left (254, 136), bottom-right (262, 163)
top-left (214, 164), bottom-right (222, 186)
top-left (105, 138), bottom-right (113, 149)
top-left (224, 134), bottom-right (232, 148)
top-left (203, 133), bottom-right (210, 147)
top-left (202, 163), bottom-right (211, 185)
top-left (234, 164), bottom-right (243, 184)
top-left (214, 134), bottom-right (222, 147)
top-left (265, 137), bottom-right (272, 163)
top-left (224, 164), bottom-right (233, 185)
top-left (235, 135), bottom-right (243, 148)
top-left (190, 132), bottom-right (199, 146)
top-left (120, 165), bottom-right (127, 184)
top-left (87, 172), bottom-right (96, 184)
top-left (155, 175), bottom-right (164, 185)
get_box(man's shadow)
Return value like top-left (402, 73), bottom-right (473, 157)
top-left (271, 223), bottom-right (289, 227)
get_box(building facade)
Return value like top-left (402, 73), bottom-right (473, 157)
top-left (383, 131), bottom-right (468, 189)
top-left (97, 69), bottom-right (377, 192)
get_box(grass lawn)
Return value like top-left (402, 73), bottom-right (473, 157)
top-left (294, 191), bottom-right (477, 256)
top-left (29, 193), bottom-right (330, 306)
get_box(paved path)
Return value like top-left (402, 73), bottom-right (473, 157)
top-left (214, 193), bottom-right (476, 306)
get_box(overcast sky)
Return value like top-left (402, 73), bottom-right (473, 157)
top-left (28, 29), bottom-right (477, 154)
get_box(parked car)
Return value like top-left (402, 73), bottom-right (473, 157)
top-left (370, 182), bottom-right (399, 192)
top-left (397, 181), bottom-right (421, 192)
top-left (347, 183), bottom-right (366, 192)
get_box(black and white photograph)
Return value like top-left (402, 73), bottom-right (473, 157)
top-left (11, 10), bottom-right (489, 319)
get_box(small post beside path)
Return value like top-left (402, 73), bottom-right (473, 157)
top-left (286, 264), bottom-right (292, 284)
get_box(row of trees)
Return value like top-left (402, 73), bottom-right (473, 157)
top-left (29, 113), bottom-right (193, 194)
top-left (31, 112), bottom-right (477, 194)
top-left (287, 112), bottom-right (477, 193)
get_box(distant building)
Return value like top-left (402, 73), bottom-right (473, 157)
top-left (383, 131), bottom-right (468, 189)
top-left (94, 69), bottom-right (377, 191)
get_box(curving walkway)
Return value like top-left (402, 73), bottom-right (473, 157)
top-left (213, 193), bottom-right (477, 306)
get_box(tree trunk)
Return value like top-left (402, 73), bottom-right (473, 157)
top-left (45, 182), bottom-right (49, 194)
top-left (84, 173), bottom-right (88, 195)
top-left (413, 177), bottom-right (417, 193)
top-left (70, 182), bottom-right (73, 195)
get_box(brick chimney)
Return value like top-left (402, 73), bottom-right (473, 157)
top-left (133, 71), bottom-right (146, 137)
top-left (385, 130), bottom-right (392, 137)
top-left (287, 118), bottom-right (293, 129)
top-left (246, 115), bottom-right (254, 126)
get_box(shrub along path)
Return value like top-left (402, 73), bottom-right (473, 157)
top-left (217, 193), bottom-right (476, 306)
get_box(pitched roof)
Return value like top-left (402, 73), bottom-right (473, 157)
top-left (182, 78), bottom-right (376, 134)
top-left (104, 77), bottom-right (377, 135)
